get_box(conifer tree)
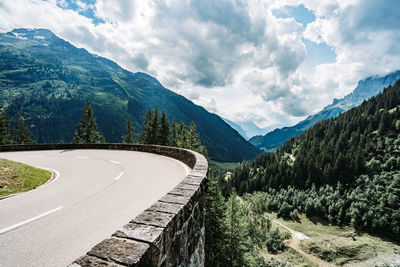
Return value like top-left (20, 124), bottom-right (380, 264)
top-left (72, 99), bottom-right (104, 143)
top-left (226, 189), bottom-right (246, 267)
top-left (159, 110), bottom-right (170, 146)
top-left (141, 107), bottom-right (153, 144)
top-left (150, 106), bottom-right (160, 144)
top-left (205, 172), bottom-right (228, 267)
top-left (15, 116), bottom-right (33, 144)
top-left (176, 121), bottom-right (188, 148)
top-left (0, 105), bottom-right (11, 145)
top-left (187, 121), bottom-right (201, 150)
top-left (171, 118), bottom-right (177, 147)
top-left (122, 119), bottom-right (136, 144)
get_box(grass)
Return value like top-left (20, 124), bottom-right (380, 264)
top-left (209, 160), bottom-right (240, 171)
top-left (259, 246), bottom-right (317, 267)
top-left (0, 158), bottom-right (52, 198)
top-left (268, 212), bottom-right (400, 266)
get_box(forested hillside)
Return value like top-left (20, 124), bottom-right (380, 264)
top-left (224, 80), bottom-right (400, 239)
top-left (0, 28), bottom-right (260, 162)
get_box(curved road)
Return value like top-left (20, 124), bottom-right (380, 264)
top-left (0, 149), bottom-right (190, 267)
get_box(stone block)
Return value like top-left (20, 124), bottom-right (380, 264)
top-left (159, 193), bottom-right (191, 206)
top-left (175, 184), bottom-right (198, 191)
top-left (168, 188), bottom-right (196, 197)
top-left (132, 210), bottom-right (175, 228)
top-left (68, 255), bottom-right (122, 267)
top-left (87, 238), bottom-right (150, 266)
top-left (113, 223), bottom-right (164, 244)
top-left (181, 176), bottom-right (203, 186)
top-left (146, 201), bottom-right (184, 214)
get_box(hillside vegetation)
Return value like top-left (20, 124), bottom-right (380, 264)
top-left (0, 28), bottom-right (259, 162)
top-left (224, 80), bottom-right (400, 240)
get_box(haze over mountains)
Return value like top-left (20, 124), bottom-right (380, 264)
top-left (249, 70), bottom-right (400, 150)
top-left (0, 28), bottom-right (260, 162)
top-left (223, 118), bottom-right (274, 141)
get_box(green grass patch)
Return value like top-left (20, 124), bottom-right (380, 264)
top-left (0, 158), bottom-right (52, 198)
top-left (259, 246), bottom-right (317, 267)
top-left (269, 212), bottom-right (400, 266)
top-left (209, 160), bottom-right (240, 171)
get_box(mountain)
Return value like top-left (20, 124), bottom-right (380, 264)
top-left (223, 118), bottom-right (273, 140)
top-left (228, 79), bottom-right (400, 239)
top-left (0, 28), bottom-right (260, 162)
top-left (249, 70), bottom-right (400, 150)
top-left (223, 118), bottom-right (249, 139)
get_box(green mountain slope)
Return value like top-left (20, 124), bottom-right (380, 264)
top-left (249, 70), bottom-right (400, 150)
top-left (226, 79), bottom-right (400, 239)
top-left (0, 28), bottom-right (260, 162)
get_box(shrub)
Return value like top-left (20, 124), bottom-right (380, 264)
top-left (265, 229), bottom-right (286, 253)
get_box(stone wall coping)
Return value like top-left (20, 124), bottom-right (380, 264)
top-left (0, 143), bottom-right (208, 266)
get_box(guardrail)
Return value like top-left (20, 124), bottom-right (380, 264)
top-left (0, 144), bottom-right (208, 266)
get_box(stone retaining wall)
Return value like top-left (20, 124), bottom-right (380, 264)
top-left (0, 144), bottom-right (208, 267)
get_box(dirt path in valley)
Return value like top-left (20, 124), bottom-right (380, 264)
top-left (272, 219), bottom-right (331, 267)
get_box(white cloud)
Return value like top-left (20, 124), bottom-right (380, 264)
top-left (0, 0), bottom-right (399, 130)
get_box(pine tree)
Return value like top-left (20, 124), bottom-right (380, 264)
top-left (72, 99), bottom-right (104, 144)
top-left (176, 121), bottom-right (188, 148)
top-left (197, 145), bottom-right (209, 159)
top-left (0, 105), bottom-right (11, 145)
top-left (171, 118), bottom-right (177, 147)
top-left (141, 107), bottom-right (153, 144)
top-left (150, 106), bottom-right (160, 144)
top-left (187, 121), bottom-right (201, 150)
top-left (226, 189), bottom-right (246, 267)
top-left (15, 116), bottom-right (33, 144)
top-left (205, 171), bottom-right (228, 267)
top-left (122, 119), bottom-right (136, 144)
top-left (159, 111), bottom-right (170, 146)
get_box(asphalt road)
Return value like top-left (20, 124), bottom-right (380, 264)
top-left (0, 149), bottom-right (190, 267)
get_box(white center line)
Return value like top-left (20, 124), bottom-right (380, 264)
top-left (114, 171), bottom-right (124, 181)
top-left (0, 206), bottom-right (63, 235)
top-left (74, 156), bottom-right (89, 159)
top-left (109, 160), bottom-right (121, 165)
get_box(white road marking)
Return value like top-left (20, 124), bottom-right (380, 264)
top-left (0, 206), bottom-right (63, 235)
top-left (169, 158), bottom-right (191, 176)
top-left (109, 160), bottom-right (121, 165)
top-left (114, 171), bottom-right (124, 181)
top-left (75, 156), bottom-right (89, 159)
top-left (27, 155), bottom-right (44, 158)
top-left (36, 167), bottom-right (61, 186)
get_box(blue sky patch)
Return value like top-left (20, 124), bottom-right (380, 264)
top-left (301, 39), bottom-right (336, 70)
top-left (56, 0), bottom-right (104, 24)
top-left (273, 4), bottom-right (316, 26)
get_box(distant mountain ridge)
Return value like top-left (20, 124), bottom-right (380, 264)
top-left (0, 28), bottom-right (260, 162)
top-left (223, 118), bottom-right (249, 139)
top-left (249, 70), bottom-right (400, 150)
top-left (223, 118), bottom-right (273, 140)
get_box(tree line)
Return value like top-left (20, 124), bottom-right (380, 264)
top-left (72, 99), bottom-right (208, 156)
top-left (0, 98), bottom-right (207, 157)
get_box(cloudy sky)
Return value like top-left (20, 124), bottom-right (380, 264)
top-left (1, 0), bottom-right (399, 131)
